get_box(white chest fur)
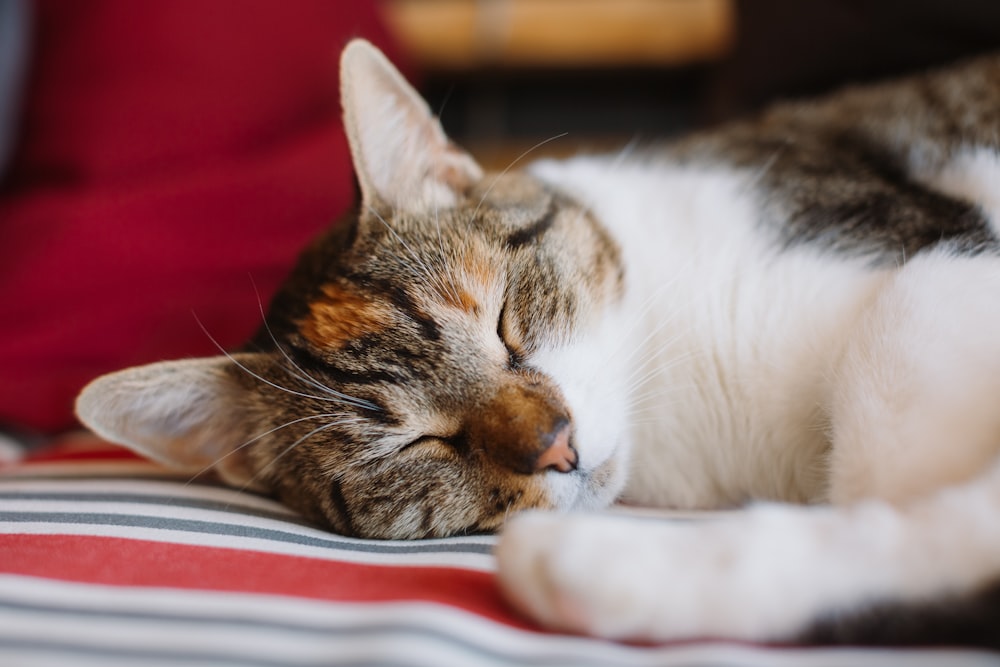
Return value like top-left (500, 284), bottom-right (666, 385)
top-left (532, 155), bottom-right (889, 510)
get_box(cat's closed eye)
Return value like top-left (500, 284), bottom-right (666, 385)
top-left (399, 435), bottom-right (455, 455)
top-left (497, 304), bottom-right (526, 367)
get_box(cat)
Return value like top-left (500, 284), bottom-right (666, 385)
top-left (75, 39), bottom-right (1000, 647)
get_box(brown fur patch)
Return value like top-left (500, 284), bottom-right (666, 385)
top-left (299, 283), bottom-right (394, 349)
top-left (443, 287), bottom-right (479, 314)
top-left (438, 242), bottom-right (499, 314)
top-left (467, 375), bottom-right (572, 474)
top-left (461, 247), bottom-right (499, 292)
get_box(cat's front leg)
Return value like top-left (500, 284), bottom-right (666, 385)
top-left (496, 459), bottom-right (1000, 644)
top-left (493, 508), bottom-right (840, 642)
top-left (494, 503), bottom-right (912, 643)
top-left (495, 512), bottom-right (718, 640)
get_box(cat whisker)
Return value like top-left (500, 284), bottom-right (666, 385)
top-left (624, 381), bottom-right (700, 415)
top-left (609, 136), bottom-right (641, 170)
top-left (368, 206), bottom-right (436, 279)
top-left (236, 417), bottom-right (368, 495)
top-left (739, 147), bottom-right (784, 195)
top-left (432, 197), bottom-right (467, 309)
top-left (471, 132), bottom-right (569, 220)
top-left (183, 411), bottom-right (350, 487)
top-left (601, 261), bottom-right (699, 371)
top-left (248, 276), bottom-right (381, 412)
top-left (275, 353), bottom-right (380, 413)
top-left (368, 205), bottom-right (463, 306)
top-left (194, 314), bottom-right (366, 408)
top-left (618, 323), bottom-right (693, 393)
top-left (502, 498), bottom-right (517, 525)
top-left (610, 270), bottom-right (724, 399)
top-left (622, 348), bottom-right (695, 397)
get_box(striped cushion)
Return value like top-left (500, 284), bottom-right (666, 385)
top-left (0, 438), bottom-right (990, 666)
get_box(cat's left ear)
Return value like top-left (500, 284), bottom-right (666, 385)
top-left (74, 356), bottom-right (262, 490)
top-left (340, 39), bottom-right (483, 213)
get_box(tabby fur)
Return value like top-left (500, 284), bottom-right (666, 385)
top-left (77, 41), bottom-right (1000, 647)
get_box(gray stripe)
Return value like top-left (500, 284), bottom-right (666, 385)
top-left (0, 592), bottom-right (992, 667)
top-left (0, 638), bottom-right (430, 667)
top-left (0, 599), bottom-right (648, 667)
top-left (0, 511), bottom-right (493, 556)
top-left (0, 491), bottom-right (307, 526)
top-left (0, 639), bottom-right (301, 667)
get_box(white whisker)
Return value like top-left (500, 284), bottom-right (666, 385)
top-left (184, 411), bottom-right (350, 487)
top-left (625, 382), bottom-right (699, 415)
top-left (431, 197), bottom-right (468, 307)
top-left (193, 313), bottom-right (364, 407)
top-left (248, 276), bottom-right (380, 412)
top-left (237, 417), bottom-right (368, 494)
top-left (368, 205), bottom-right (458, 303)
top-left (472, 132), bottom-right (569, 220)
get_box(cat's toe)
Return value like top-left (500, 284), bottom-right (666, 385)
top-left (494, 513), bottom-right (585, 632)
top-left (494, 512), bottom-right (665, 639)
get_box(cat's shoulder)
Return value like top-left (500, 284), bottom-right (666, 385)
top-left (545, 54), bottom-right (1000, 264)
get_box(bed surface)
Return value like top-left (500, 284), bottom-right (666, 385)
top-left (1, 437), bottom-right (995, 667)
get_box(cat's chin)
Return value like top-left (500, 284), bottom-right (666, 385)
top-left (545, 452), bottom-right (627, 512)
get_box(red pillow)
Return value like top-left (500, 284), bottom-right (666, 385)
top-left (0, 0), bottom-right (406, 433)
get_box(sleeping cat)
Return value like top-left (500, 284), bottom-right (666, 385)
top-left (76, 40), bottom-right (1000, 647)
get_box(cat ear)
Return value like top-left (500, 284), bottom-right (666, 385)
top-left (340, 39), bottom-right (483, 213)
top-left (74, 356), bottom-right (262, 490)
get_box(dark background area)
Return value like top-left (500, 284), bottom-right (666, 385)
top-left (418, 0), bottom-right (1000, 158)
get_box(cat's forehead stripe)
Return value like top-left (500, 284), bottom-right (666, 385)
top-left (441, 287), bottom-right (479, 314)
top-left (433, 241), bottom-right (502, 315)
top-left (506, 207), bottom-right (557, 250)
top-left (460, 243), bottom-right (501, 288)
top-left (300, 283), bottom-right (395, 350)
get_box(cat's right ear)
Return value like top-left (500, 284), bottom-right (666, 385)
top-left (74, 356), bottom-right (262, 490)
top-left (339, 39), bottom-right (483, 214)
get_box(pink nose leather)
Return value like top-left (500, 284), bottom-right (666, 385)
top-left (535, 423), bottom-right (578, 473)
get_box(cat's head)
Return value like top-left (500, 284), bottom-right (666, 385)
top-left (75, 40), bottom-right (630, 539)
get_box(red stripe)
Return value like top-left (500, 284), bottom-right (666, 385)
top-left (0, 534), bottom-right (537, 630)
top-left (21, 447), bottom-right (144, 464)
top-left (19, 440), bottom-right (144, 464)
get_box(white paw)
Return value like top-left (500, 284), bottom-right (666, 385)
top-left (495, 511), bottom-right (710, 640)
top-left (494, 505), bottom-right (890, 642)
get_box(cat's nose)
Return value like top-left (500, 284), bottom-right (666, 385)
top-left (535, 421), bottom-right (577, 473)
top-left (465, 374), bottom-right (576, 475)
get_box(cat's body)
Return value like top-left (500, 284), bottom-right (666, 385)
top-left (77, 41), bottom-right (1000, 647)
top-left (531, 156), bottom-right (1000, 512)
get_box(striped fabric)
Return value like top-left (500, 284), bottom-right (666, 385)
top-left (0, 438), bottom-right (995, 667)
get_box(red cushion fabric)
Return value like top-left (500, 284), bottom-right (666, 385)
top-left (0, 0), bottom-right (404, 433)
top-left (0, 439), bottom-right (982, 664)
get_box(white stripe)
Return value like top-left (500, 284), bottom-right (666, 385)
top-left (0, 478), bottom-right (728, 522)
top-left (1, 575), bottom-right (994, 667)
top-left (3, 499), bottom-right (309, 524)
top-left (0, 523), bottom-right (495, 571)
top-left (0, 476), bottom-right (497, 570)
top-left (0, 477), bottom-right (299, 514)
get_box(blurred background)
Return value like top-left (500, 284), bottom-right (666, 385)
top-left (1, 0), bottom-right (999, 440)
top-left (381, 0), bottom-right (1000, 166)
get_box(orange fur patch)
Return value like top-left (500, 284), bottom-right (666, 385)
top-left (442, 288), bottom-right (479, 313)
top-left (438, 245), bottom-right (499, 314)
top-left (462, 248), bottom-right (498, 289)
top-left (300, 283), bottom-right (393, 349)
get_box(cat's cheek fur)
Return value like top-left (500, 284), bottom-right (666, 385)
top-left (529, 304), bottom-right (634, 510)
